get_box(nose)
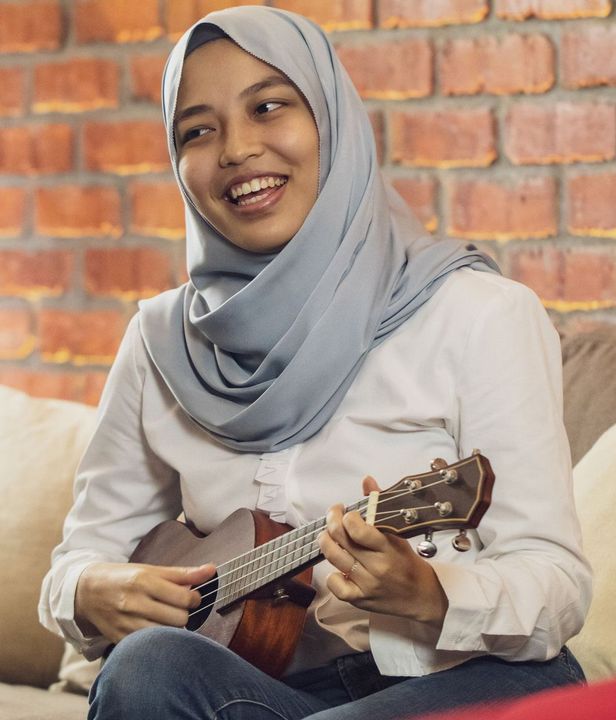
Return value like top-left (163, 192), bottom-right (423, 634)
top-left (218, 119), bottom-right (263, 167)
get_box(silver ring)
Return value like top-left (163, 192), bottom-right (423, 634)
top-left (349, 560), bottom-right (360, 576)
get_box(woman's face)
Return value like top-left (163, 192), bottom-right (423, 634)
top-left (175, 39), bottom-right (320, 254)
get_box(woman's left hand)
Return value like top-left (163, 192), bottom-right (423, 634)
top-left (317, 476), bottom-right (449, 628)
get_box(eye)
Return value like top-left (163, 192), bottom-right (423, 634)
top-left (181, 126), bottom-right (213, 144)
top-left (255, 101), bottom-right (284, 115)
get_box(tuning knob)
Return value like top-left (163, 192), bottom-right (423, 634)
top-left (452, 530), bottom-right (472, 552)
top-left (417, 531), bottom-right (437, 558)
top-left (430, 458), bottom-right (448, 471)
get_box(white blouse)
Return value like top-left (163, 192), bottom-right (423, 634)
top-left (39, 269), bottom-right (592, 677)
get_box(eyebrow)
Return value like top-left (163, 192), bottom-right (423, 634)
top-left (175, 75), bottom-right (294, 125)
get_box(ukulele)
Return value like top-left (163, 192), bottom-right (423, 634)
top-left (130, 452), bottom-right (494, 677)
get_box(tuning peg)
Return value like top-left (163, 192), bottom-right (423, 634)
top-left (430, 458), bottom-right (448, 471)
top-left (452, 530), bottom-right (472, 552)
top-left (417, 531), bottom-right (437, 558)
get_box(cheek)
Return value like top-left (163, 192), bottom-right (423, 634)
top-left (178, 155), bottom-right (214, 208)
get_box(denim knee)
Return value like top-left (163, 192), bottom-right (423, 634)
top-left (89, 627), bottom-right (197, 719)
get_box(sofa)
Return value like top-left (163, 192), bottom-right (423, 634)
top-left (1, 326), bottom-right (616, 720)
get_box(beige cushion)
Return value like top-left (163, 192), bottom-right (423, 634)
top-left (0, 386), bottom-right (96, 688)
top-left (49, 643), bottom-right (99, 696)
top-left (0, 683), bottom-right (88, 720)
top-left (562, 327), bottom-right (616, 466)
top-left (568, 422), bottom-right (616, 682)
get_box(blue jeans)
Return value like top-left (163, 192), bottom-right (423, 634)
top-left (88, 627), bottom-right (585, 720)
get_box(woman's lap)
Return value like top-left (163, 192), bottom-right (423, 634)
top-left (88, 627), bottom-right (585, 720)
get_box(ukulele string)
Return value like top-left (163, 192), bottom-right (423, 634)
top-left (188, 484), bottom-right (425, 598)
top-left (187, 481), bottom-right (455, 621)
top-left (186, 504), bottom-right (426, 622)
top-left (185, 480), bottom-right (445, 597)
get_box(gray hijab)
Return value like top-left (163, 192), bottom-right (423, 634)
top-left (139, 6), bottom-right (499, 452)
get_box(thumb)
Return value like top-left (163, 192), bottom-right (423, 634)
top-left (182, 563), bottom-right (216, 585)
top-left (362, 475), bottom-right (381, 496)
top-left (157, 563), bottom-right (216, 585)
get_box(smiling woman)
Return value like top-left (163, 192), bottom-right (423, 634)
top-left (39, 6), bottom-right (591, 720)
top-left (175, 38), bottom-right (319, 253)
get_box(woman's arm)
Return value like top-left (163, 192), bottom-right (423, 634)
top-left (39, 314), bottom-right (209, 658)
top-left (320, 278), bottom-right (591, 663)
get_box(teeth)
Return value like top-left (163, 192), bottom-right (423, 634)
top-left (229, 176), bottom-right (287, 200)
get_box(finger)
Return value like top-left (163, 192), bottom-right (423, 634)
top-left (151, 564), bottom-right (216, 585)
top-left (362, 475), bottom-right (381, 496)
top-left (147, 574), bottom-right (206, 610)
top-left (318, 530), bottom-right (363, 577)
top-left (135, 596), bottom-right (193, 629)
top-left (326, 570), bottom-right (363, 602)
top-left (149, 564), bottom-right (216, 608)
top-left (341, 511), bottom-right (387, 552)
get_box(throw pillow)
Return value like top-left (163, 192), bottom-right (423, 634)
top-left (568, 421), bottom-right (616, 682)
top-left (0, 385), bottom-right (97, 688)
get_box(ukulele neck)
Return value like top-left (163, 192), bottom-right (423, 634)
top-left (217, 500), bottom-right (364, 609)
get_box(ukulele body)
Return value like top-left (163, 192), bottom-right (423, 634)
top-left (130, 508), bottom-right (315, 677)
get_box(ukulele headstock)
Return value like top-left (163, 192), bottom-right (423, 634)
top-left (365, 453), bottom-right (494, 549)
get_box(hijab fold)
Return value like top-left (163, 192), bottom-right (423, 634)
top-left (139, 6), bottom-right (499, 452)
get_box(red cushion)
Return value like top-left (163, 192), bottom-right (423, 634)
top-left (419, 678), bottom-right (616, 720)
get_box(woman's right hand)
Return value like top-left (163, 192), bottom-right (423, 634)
top-left (74, 562), bottom-right (215, 644)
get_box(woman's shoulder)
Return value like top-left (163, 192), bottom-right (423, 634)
top-left (433, 267), bottom-right (545, 324)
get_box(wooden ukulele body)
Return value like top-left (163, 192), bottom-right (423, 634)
top-left (130, 508), bottom-right (315, 677)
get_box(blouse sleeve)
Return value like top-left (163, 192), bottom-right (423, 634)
top-left (38, 314), bottom-right (182, 660)
top-left (432, 280), bottom-right (592, 661)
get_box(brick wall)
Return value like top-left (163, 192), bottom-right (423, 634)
top-left (1, 0), bottom-right (615, 405)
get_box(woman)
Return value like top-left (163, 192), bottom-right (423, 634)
top-left (39, 7), bottom-right (591, 719)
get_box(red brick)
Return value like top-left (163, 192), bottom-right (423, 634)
top-left (82, 372), bottom-right (107, 405)
top-left (379, 0), bottom-right (488, 28)
top-left (0, 367), bottom-right (108, 405)
top-left (505, 102), bottom-right (616, 165)
top-left (0, 0), bottom-right (61, 52)
top-left (510, 247), bottom-right (616, 309)
top-left (390, 108), bottom-right (496, 168)
top-left (496, 0), bottom-right (610, 20)
top-left (0, 308), bottom-right (35, 359)
top-left (562, 26), bottom-right (616, 90)
top-left (75, 0), bottom-right (163, 43)
top-left (0, 187), bottom-right (26, 238)
top-left (336, 39), bottom-right (432, 100)
top-left (84, 121), bottom-right (169, 175)
top-left (390, 177), bottom-right (438, 232)
top-left (40, 309), bottom-right (126, 365)
top-left (567, 173), bottom-right (616, 238)
top-left (0, 124), bottom-right (73, 175)
top-left (33, 59), bottom-right (119, 114)
top-left (0, 250), bottom-right (73, 298)
top-left (440, 34), bottom-right (554, 96)
top-left (131, 54), bottom-right (167, 104)
top-left (130, 181), bottom-right (185, 239)
top-left (36, 186), bottom-right (122, 239)
top-left (0, 67), bottom-right (24, 117)
top-left (165, 0), bottom-right (267, 40)
top-left (448, 176), bottom-right (557, 240)
top-left (85, 248), bottom-right (174, 299)
top-left (271, 0), bottom-right (372, 31)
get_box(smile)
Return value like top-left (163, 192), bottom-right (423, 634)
top-left (227, 176), bottom-right (288, 205)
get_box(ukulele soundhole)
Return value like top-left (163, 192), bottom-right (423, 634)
top-left (186, 572), bottom-right (219, 632)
